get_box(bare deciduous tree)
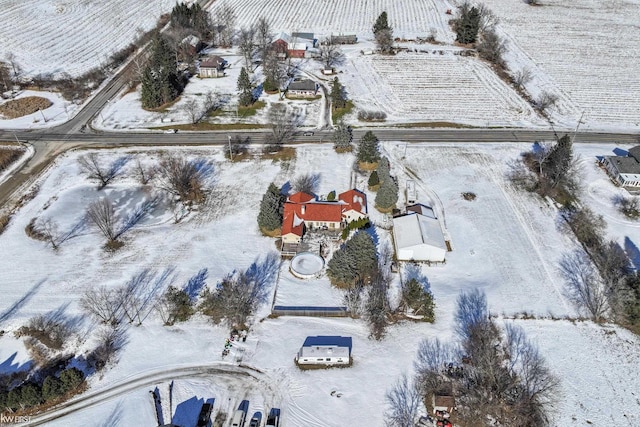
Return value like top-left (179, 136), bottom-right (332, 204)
top-left (255, 17), bottom-right (273, 62)
top-left (182, 90), bottom-right (221, 124)
top-left (238, 25), bottom-right (257, 70)
top-left (534, 90), bottom-right (558, 113)
top-left (87, 198), bottom-right (118, 243)
top-left (134, 158), bottom-right (155, 185)
top-left (212, 5), bottom-right (236, 48)
top-left (87, 325), bottom-right (127, 371)
top-left (155, 155), bottom-right (215, 204)
top-left (384, 373), bottom-right (422, 427)
top-left (264, 104), bottom-right (299, 152)
top-left (29, 217), bottom-right (86, 249)
top-left (560, 250), bottom-right (609, 320)
top-left (293, 173), bottom-right (321, 194)
top-left (513, 67), bottom-right (533, 89)
top-left (316, 40), bottom-right (346, 69)
top-left (200, 253), bottom-right (279, 327)
top-left (80, 286), bottom-right (125, 326)
top-left (78, 153), bottom-right (129, 189)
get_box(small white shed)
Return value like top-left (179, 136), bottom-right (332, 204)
top-left (296, 336), bottom-right (352, 366)
top-left (392, 212), bottom-right (447, 262)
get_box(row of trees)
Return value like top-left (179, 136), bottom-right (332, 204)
top-left (510, 136), bottom-right (640, 330)
top-left (385, 289), bottom-right (558, 427)
top-left (0, 368), bottom-right (84, 413)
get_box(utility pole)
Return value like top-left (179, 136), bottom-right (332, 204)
top-left (228, 134), bottom-right (233, 160)
top-left (572, 111), bottom-right (585, 143)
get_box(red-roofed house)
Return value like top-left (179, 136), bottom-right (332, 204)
top-left (281, 190), bottom-right (368, 248)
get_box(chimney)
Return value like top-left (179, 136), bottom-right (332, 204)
top-left (301, 205), bottom-right (306, 215)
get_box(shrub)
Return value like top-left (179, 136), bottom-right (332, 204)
top-left (357, 110), bottom-right (387, 121)
top-left (401, 278), bottom-right (435, 322)
top-left (462, 192), bottom-right (476, 201)
top-left (368, 171), bottom-right (380, 189)
top-left (327, 230), bottom-right (378, 288)
top-left (616, 196), bottom-right (640, 219)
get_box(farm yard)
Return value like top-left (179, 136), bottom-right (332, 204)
top-left (0, 143), bottom-right (639, 426)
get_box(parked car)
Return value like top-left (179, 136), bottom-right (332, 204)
top-left (303, 131), bottom-right (314, 136)
top-left (266, 408), bottom-right (280, 427)
top-left (231, 409), bottom-right (247, 427)
top-left (248, 411), bottom-right (262, 427)
top-left (196, 402), bottom-right (213, 427)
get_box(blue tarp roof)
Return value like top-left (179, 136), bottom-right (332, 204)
top-left (302, 336), bottom-right (352, 350)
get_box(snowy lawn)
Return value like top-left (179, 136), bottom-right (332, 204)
top-left (0, 90), bottom-right (80, 129)
top-left (0, 143), bottom-right (639, 426)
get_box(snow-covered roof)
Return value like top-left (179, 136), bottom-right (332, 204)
top-left (392, 212), bottom-right (446, 251)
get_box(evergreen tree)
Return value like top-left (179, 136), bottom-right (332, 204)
top-left (6, 388), bottom-right (21, 411)
top-left (171, 3), bottom-right (210, 34)
top-left (375, 175), bottom-right (398, 211)
top-left (20, 383), bottom-right (42, 408)
top-left (544, 134), bottom-right (573, 188)
top-left (327, 190), bottom-right (336, 201)
top-left (333, 122), bottom-right (353, 151)
top-left (368, 170), bottom-right (380, 188)
top-left (42, 376), bottom-right (63, 401)
top-left (401, 278), bottom-right (435, 322)
top-left (59, 368), bottom-right (84, 392)
top-left (373, 11), bottom-right (391, 35)
top-left (257, 183), bottom-right (285, 232)
top-left (330, 77), bottom-right (347, 109)
top-left (373, 11), bottom-right (394, 53)
top-left (357, 131), bottom-right (381, 164)
top-left (455, 3), bottom-right (481, 44)
top-left (376, 157), bottom-right (390, 183)
top-left (327, 230), bottom-right (378, 288)
top-left (141, 34), bottom-right (183, 109)
top-left (237, 67), bottom-right (254, 107)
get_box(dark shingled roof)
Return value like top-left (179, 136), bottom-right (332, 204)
top-left (302, 336), bottom-right (352, 350)
top-left (288, 79), bottom-right (317, 91)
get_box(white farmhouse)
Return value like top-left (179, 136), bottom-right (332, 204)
top-left (600, 145), bottom-right (640, 191)
top-left (296, 336), bottom-right (352, 366)
top-left (392, 207), bottom-right (447, 262)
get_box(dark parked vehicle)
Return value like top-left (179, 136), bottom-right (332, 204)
top-left (196, 402), bottom-right (213, 427)
top-left (249, 411), bottom-right (262, 427)
top-left (266, 408), bottom-right (281, 427)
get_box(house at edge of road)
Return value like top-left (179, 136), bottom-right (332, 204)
top-left (600, 145), bottom-right (640, 192)
top-left (281, 190), bottom-right (368, 248)
top-left (392, 204), bottom-right (447, 262)
top-left (296, 336), bottom-right (352, 366)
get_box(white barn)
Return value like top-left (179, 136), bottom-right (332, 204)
top-left (392, 212), bottom-right (447, 262)
top-left (296, 336), bottom-right (352, 366)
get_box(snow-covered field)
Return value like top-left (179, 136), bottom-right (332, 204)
top-left (481, 0), bottom-right (640, 130)
top-left (0, 90), bottom-right (80, 129)
top-left (341, 52), bottom-right (543, 127)
top-left (0, 0), bottom-right (175, 78)
top-left (1, 143), bottom-right (639, 426)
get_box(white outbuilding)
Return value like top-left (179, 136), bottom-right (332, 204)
top-left (296, 336), bottom-right (352, 366)
top-left (392, 210), bottom-right (447, 262)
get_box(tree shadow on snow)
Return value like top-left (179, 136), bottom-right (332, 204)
top-left (625, 236), bottom-right (640, 270)
top-left (0, 278), bottom-right (47, 325)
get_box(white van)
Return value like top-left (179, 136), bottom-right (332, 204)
top-left (230, 409), bottom-right (246, 427)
